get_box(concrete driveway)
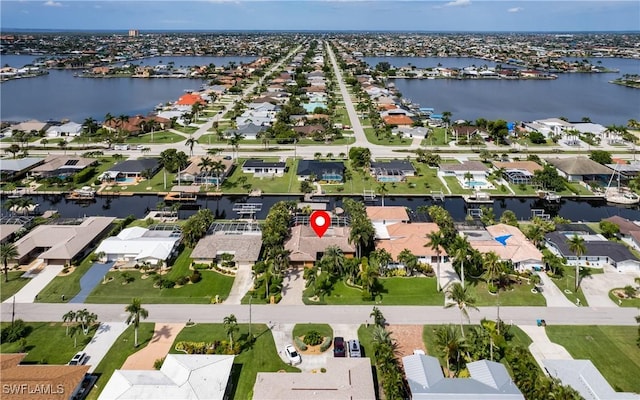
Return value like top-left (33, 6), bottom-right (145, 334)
top-left (580, 266), bottom-right (639, 307)
top-left (536, 272), bottom-right (575, 307)
top-left (225, 264), bottom-right (253, 305)
top-left (82, 322), bottom-right (128, 373)
top-left (519, 325), bottom-right (572, 375)
top-left (271, 322), bottom-right (337, 372)
top-left (279, 267), bottom-right (305, 305)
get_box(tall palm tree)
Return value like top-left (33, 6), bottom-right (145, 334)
top-left (463, 171), bottom-right (473, 188)
top-left (82, 117), bottom-right (98, 136)
top-left (567, 235), bottom-right (586, 291)
top-left (185, 136), bottom-right (198, 157)
top-left (370, 306), bottom-right (386, 328)
top-left (303, 264), bottom-right (318, 291)
top-left (104, 113), bottom-right (115, 129)
top-left (450, 235), bottom-right (471, 287)
top-left (526, 224), bottom-right (545, 248)
top-left (322, 245), bottom-right (345, 276)
top-left (58, 139), bottom-right (68, 155)
top-left (5, 144), bottom-right (21, 159)
top-left (228, 133), bottom-right (244, 160)
top-left (223, 314), bottom-right (239, 347)
top-left (117, 114), bottom-right (129, 135)
top-left (434, 324), bottom-right (467, 376)
top-left (1, 243), bottom-right (18, 283)
top-left (62, 310), bottom-right (76, 336)
top-left (445, 283), bottom-right (478, 337)
top-left (426, 231), bottom-right (445, 292)
top-left (198, 156), bottom-right (213, 189)
top-left (397, 248), bottom-right (418, 277)
top-left (125, 298), bottom-right (149, 347)
top-left (371, 248), bottom-right (393, 276)
top-left (482, 251), bottom-right (504, 289)
top-left (211, 160), bottom-right (226, 191)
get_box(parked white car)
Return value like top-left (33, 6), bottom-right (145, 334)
top-left (284, 344), bottom-right (301, 365)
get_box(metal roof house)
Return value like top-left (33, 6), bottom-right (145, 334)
top-left (0, 157), bottom-right (44, 181)
top-left (403, 354), bottom-right (524, 399)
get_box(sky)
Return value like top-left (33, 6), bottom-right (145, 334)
top-left (1, 0), bottom-right (639, 32)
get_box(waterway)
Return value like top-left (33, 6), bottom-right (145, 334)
top-left (11, 194), bottom-right (640, 222)
top-left (0, 55), bottom-right (255, 122)
top-left (362, 57), bottom-right (640, 126)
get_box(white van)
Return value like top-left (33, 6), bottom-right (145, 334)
top-left (68, 351), bottom-right (87, 365)
top-left (113, 144), bottom-right (130, 151)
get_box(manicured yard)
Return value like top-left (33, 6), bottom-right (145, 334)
top-left (34, 156), bottom-right (121, 192)
top-left (357, 324), bottom-right (377, 364)
top-left (86, 323), bottom-right (155, 400)
top-left (169, 323), bottom-right (299, 400)
top-left (509, 183), bottom-right (539, 195)
top-left (172, 125), bottom-right (199, 134)
top-left (0, 322), bottom-right (97, 365)
top-left (221, 158), bottom-right (298, 194)
top-left (363, 128), bottom-right (411, 146)
top-left (443, 176), bottom-right (473, 194)
top-left (85, 248), bottom-right (234, 304)
top-left (609, 288), bottom-right (640, 307)
top-left (546, 325), bottom-right (640, 393)
top-left (101, 169), bottom-right (176, 193)
top-left (36, 253), bottom-right (96, 303)
top-left (125, 131), bottom-right (185, 144)
top-left (421, 128), bottom-right (452, 146)
top-left (549, 266), bottom-right (591, 307)
top-left (466, 279), bottom-right (547, 306)
top-left (0, 271), bottom-right (31, 302)
top-left (292, 323), bottom-right (333, 339)
top-left (303, 277), bottom-right (445, 305)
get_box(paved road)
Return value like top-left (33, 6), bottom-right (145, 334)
top-left (3, 303), bottom-right (638, 326)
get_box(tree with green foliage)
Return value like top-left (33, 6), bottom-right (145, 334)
top-left (370, 306), bottom-right (386, 328)
top-left (125, 298), bottom-right (149, 347)
top-left (589, 150), bottom-right (612, 165)
top-left (348, 146), bottom-right (371, 169)
top-left (599, 220), bottom-right (620, 238)
top-left (567, 235), bottom-right (586, 291)
top-left (223, 314), bottom-right (239, 347)
top-left (397, 249), bottom-right (418, 277)
top-left (426, 231), bottom-right (445, 291)
top-left (532, 164), bottom-right (566, 192)
top-left (1, 243), bottom-right (18, 283)
top-left (499, 210), bottom-right (519, 226)
top-left (434, 325), bottom-right (467, 376)
top-left (445, 282), bottom-right (478, 337)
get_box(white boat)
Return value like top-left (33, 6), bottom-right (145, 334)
top-left (66, 186), bottom-right (96, 200)
top-left (605, 165), bottom-right (639, 205)
top-left (538, 191), bottom-right (561, 202)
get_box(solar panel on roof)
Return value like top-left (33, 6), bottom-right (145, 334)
top-left (64, 159), bottom-right (79, 166)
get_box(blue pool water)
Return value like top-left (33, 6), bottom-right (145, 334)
top-left (322, 174), bottom-right (343, 181)
top-left (468, 180), bottom-right (487, 188)
top-left (378, 176), bottom-right (402, 182)
top-left (116, 177), bottom-right (136, 183)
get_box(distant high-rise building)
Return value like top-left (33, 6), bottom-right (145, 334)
top-left (128, 29), bottom-right (139, 37)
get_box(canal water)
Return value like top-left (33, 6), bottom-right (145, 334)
top-left (12, 194), bottom-right (640, 222)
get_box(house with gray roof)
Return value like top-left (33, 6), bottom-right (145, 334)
top-left (543, 359), bottom-right (640, 400)
top-left (101, 158), bottom-right (161, 181)
top-left (45, 122), bottom-right (83, 138)
top-left (225, 123), bottom-right (267, 140)
top-left (29, 155), bottom-right (97, 179)
top-left (403, 354), bottom-right (524, 399)
top-left (370, 160), bottom-right (416, 182)
top-left (0, 157), bottom-right (45, 181)
top-left (545, 157), bottom-right (613, 182)
top-left (296, 160), bottom-right (344, 182)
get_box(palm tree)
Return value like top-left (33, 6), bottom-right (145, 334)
top-left (450, 235), bottom-right (471, 287)
top-left (426, 231), bottom-right (445, 292)
top-left (82, 117), bottom-right (98, 136)
top-left (104, 113), bottom-right (115, 130)
top-left (197, 156), bottom-right (213, 189)
top-left (463, 171), bottom-right (473, 188)
top-left (322, 245), bottom-right (345, 276)
top-left (223, 314), bottom-right (239, 347)
top-left (58, 139), bottom-right (68, 155)
top-left (62, 310), bottom-right (76, 336)
top-left (1, 243), bottom-right (18, 283)
top-left (482, 251), bottom-right (504, 289)
top-left (76, 308), bottom-right (98, 335)
top-left (117, 114), bottom-right (130, 134)
top-left (125, 298), bottom-right (149, 347)
top-left (228, 133), bottom-right (244, 160)
top-left (376, 183), bottom-right (389, 207)
top-left (567, 235), bottom-right (586, 291)
top-left (5, 144), bottom-right (21, 159)
top-left (211, 160), bottom-right (226, 191)
top-left (525, 224), bottom-right (545, 248)
top-left (370, 306), bottom-right (386, 328)
top-left (371, 248), bottom-right (393, 276)
top-left (185, 136), bottom-right (198, 157)
top-left (434, 324), bottom-right (467, 376)
top-left (397, 248), bottom-right (418, 277)
top-left (445, 283), bottom-right (478, 337)
top-left (303, 264), bottom-right (318, 291)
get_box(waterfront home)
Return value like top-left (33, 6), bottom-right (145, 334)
top-left (0, 353), bottom-right (90, 400)
top-left (296, 160), bottom-right (344, 182)
top-left (602, 216), bottom-right (640, 240)
top-left (464, 224), bottom-right (543, 272)
top-left (29, 155), bottom-right (97, 179)
top-left (374, 222), bottom-right (448, 268)
top-left (12, 216), bottom-right (115, 266)
top-left (367, 206), bottom-right (410, 229)
top-left (0, 216), bottom-right (31, 244)
top-left (545, 157), bottom-right (612, 182)
top-left (95, 225), bottom-right (181, 268)
top-left (6, 119), bottom-right (50, 135)
top-left (392, 126), bottom-right (428, 138)
top-left (175, 92), bottom-right (206, 107)
top-left (241, 159), bottom-right (287, 177)
top-left (45, 121), bottom-right (83, 137)
top-left (191, 222), bottom-right (262, 268)
top-left (452, 125), bottom-right (482, 141)
top-left (177, 156), bottom-right (233, 185)
top-left (0, 157), bottom-right (44, 181)
top-left (285, 225), bottom-right (354, 267)
top-left (521, 118), bottom-right (572, 138)
top-left (103, 115), bottom-right (170, 136)
top-left (100, 158), bottom-right (161, 182)
top-left (492, 160), bottom-right (542, 185)
top-left (403, 354), bottom-right (524, 399)
top-left (225, 123), bottom-right (267, 140)
top-left (253, 357), bottom-right (375, 400)
top-left (99, 354), bottom-right (235, 400)
top-left (437, 160), bottom-right (490, 189)
top-left (370, 160), bottom-right (416, 182)
top-left (545, 226), bottom-right (640, 273)
top-left (383, 114), bottom-right (414, 127)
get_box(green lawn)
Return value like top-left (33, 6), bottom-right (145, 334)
top-left (101, 169), bottom-right (176, 193)
top-left (34, 157), bottom-right (121, 192)
top-left (36, 253), bottom-right (96, 303)
top-left (0, 322), bottom-right (97, 365)
top-left (292, 323), bottom-right (333, 339)
top-left (357, 324), bottom-right (377, 364)
top-left (546, 325), bottom-right (640, 393)
top-left (609, 289), bottom-right (640, 307)
top-left (422, 128), bottom-right (452, 146)
top-left (125, 131), bottom-right (185, 144)
top-left (443, 176), bottom-right (473, 194)
top-left (0, 271), bottom-right (31, 302)
top-left (86, 323), bottom-right (155, 400)
top-left (467, 279), bottom-right (547, 306)
top-left (549, 266), bottom-right (590, 307)
top-left (221, 158), bottom-right (298, 194)
top-left (169, 323), bottom-right (299, 399)
top-left (304, 277), bottom-right (445, 305)
top-left (85, 249), bottom-right (234, 304)
top-left (173, 125), bottom-right (198, 134)
top-left (363, 127), bottom-right (411, 146)
top-left (510, 183), bottom-right (539, 195)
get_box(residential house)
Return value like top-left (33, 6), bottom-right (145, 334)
top-left (545, 157), bottom-right (612, 182)
top-left (392, 126), bottom-right (428, 138)
top-left (0, 216), bottom-right (31, 244)
top-left (95, 225), bottom-right (181, 268)
top-left (543, 359), bottom-right (640, 400)
top-left (492, 161), bottom-right (542, 185)
top-left (175, 92), bottom-right (206, 107)
top-left (403, 354), bottom-right (525, 399)
top-left (437, 160), bottom-right (489, 186)
top-left (545, 225), bottom-right (640, 273)
top-left (0, 353), bottom-right (90, 400)
top-left (29, 155), bottom-right (97, 179)
top-left (521, 118), bottom-right (572, 138)
top-left (45, 121), bottom-right (83, 137)
top-left (370, 160), bottom-right (416, 182)
top-left (236, 110), bottom-right (275, 127)
top-left (12, 216), bottom-right (115, 265)
top-left (452, 125), bottom-right (481, 141)
top-left (7, 120), bottom-right (50, 135)
top-left (383, 115), bottom-right (414, 127)
top-left (285, 225), bottom-right (355, 267)
top-left (367, 206), bottom-right (410, 228)
top-left (464, 224), bottom-right (543, 272)
top-left (191, 222), bottom-right (262, 268)
top-left (302, 101), bottom-right (328, 114)
top-left (177, 156), bottom-right (233, 186)
top-left (296, 160), bottom-right (344, 182)
top-left (99, 354), bottom-right (235, 400)
top-left (253, 357), bottom-right (375, 400)
top-left (292, 124), bottom-right (325, 138)
top-left (225, 123), bottom-right (267, 141)
top-left (375, 222), bottom-right (448, 267)
top-left (0, 157), bottom-right (45, 181)
top-left (100, 158), bottom-right (161, 181)
top-left (242, 159), bottom-right (287, 177)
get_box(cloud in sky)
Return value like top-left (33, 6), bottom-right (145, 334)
top-left (508, 7), bottom-right (523, 13)
top-left (43, 1), bottom-right (62, 6)
top-left (444, 0), bottom-right (471, 7)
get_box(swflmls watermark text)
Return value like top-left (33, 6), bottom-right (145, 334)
top-left (3, 384), bottom-right (65, 396)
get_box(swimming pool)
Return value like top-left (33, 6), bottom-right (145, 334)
top-left (322, 174), bottom-right (343, 181)
top-left (467, 180), bottom-right (487, 188)
top-left (377, 176), bottom-right (403, 182)
top-left (116, 177), bottom-right (136, 183)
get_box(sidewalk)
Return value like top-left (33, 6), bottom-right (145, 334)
top-left (83, 322), bottom-right (128, 373)
top-left (4, 265), bottom-right (63, 303)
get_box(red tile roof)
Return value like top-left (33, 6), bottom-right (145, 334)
top-left (176, 93), bottom-right (206, 106)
